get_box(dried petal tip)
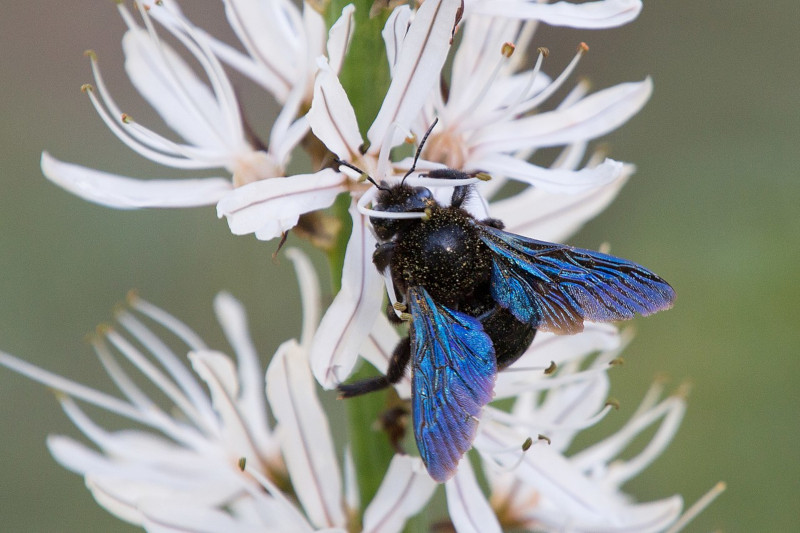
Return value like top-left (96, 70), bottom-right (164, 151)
top-left (501, 42), bottom-right (516, 58)
top-left (605, 398), bottom-right (621, 410)
top-left (578, 42), bottom-right (590, 53)
top-left (125, 289), bottom-right (140, 305)
top-left (80, 84), bottom-right (94, 94)
top-left (675, 381), bottom-right (693, 399)
top-left (95, 323), bottom-right (113, 336)
top-left (544, 361), bottom-right (557, 375)
top-left (537, 46), bottom-right (550, 58)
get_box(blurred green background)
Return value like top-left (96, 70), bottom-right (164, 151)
top-left (1, 1), bottom-right (797, 531)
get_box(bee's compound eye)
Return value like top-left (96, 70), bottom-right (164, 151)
top-left (406, 187), bottom-right (433, 209)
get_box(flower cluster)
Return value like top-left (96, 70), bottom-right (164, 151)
top-left (3, 0), bottom-right (722, 531)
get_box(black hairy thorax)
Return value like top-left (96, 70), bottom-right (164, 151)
top-left (393, 205), bottom-right (493, 309)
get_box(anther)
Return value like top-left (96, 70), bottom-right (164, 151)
top-left (501, 42), bottom-right (515, 58)
top-left (422, 208), bottom-right (432, 221)
top-left (609, 357), bottom-right (625, 367)
top-left (537, 46), bottom-right (550, 58)
top-left (126, 289), bottom-right (140, 305)
top-left (80, 84), bottom-right (94, 94)
top-left (473, 172), bottom-right (492, 182)
top-left (521, 437), bottom-right (533, 451)
top-left (537, 434), bottom-right (551, 445)
top-left (578, 42), bottom-right (589, 54)
top-left (83, 50), bottom-right (97, 61)
top-left (544, 361), bottom-right (557, 375)
top-left (675, 381), bottom-right (693, 400)
top-left (237, 457), bottom-right (247, 471)
top-left (393, 302), bottom-right (407, 312)
top-left (121, 113), bottom-right (132, 124)
top-left (605, 398), bottom-right (620, 410)
top-left (399, 312), bottom-right (412, 321)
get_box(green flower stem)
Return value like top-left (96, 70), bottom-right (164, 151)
top-left (324, 0), bottom-right (395, 518)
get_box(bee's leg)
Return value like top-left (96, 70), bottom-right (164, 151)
top-left (450, 184), bottom-right (471, 208)
top-left (338, 336), bottom-right (411, 398)
top-left (481, 217), bottom-right (504, 229)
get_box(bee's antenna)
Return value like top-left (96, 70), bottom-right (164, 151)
top-left (402, 118), bottom-right (439, 185)
top-left (334, 158), bottom-right (387, 191)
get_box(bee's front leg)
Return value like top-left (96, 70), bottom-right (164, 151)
top-left (338, 336), bottom-right (411, 398)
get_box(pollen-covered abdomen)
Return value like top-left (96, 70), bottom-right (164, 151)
top-left (394, 207), bottom-right (492, 307)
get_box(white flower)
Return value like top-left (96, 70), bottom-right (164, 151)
top-left (0, 250), bottom-right (440, 532)
top-left (42, 0), bottom-right (352, 212)
top-left (220, 0), bottom-right (463, 388)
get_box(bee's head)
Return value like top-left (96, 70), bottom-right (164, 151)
top-left (370, 183), bottom-right (434, 240)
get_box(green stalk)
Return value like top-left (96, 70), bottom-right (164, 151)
top-left (324, 0), bottom-right (395, 519)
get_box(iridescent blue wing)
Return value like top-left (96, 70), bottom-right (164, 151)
top-left (408, 286), bottom-right (496, 483)
top-left (477, 224), bottom-right (675, 334)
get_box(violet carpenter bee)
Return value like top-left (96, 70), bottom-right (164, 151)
top-left (337, 124), bottom-right (675, 483)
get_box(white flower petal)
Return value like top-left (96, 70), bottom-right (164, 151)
top-left (213, 292), bottom-right (275, 458)
top-left (327, 4), bottom-right (356, 74)
top-left (308, 58), bottom-right (364, 160)
top-left (474, 78), bottom-right (653, 154)
top-left (362, 455), bottom-right (436, 533)
top-left (122, 28), bottom-right (233, 150)
top-left (382, 6), bottom-right (413, 73)
top-left (265, 340), bottom-right (345, 528)
top-left (367, 0), bottom-right (463, 149)
top-left (445, 460), bottom-right (502, 533)
top-left (309, 201), bottom-right (384, 389)
top-left (222, 0), bottom-right (304, 102)
top-left (468, 0), bottom-right (642, 29)
top-left (359, 315), bottom-right (412, 399)
top-left (189, 351), bottom-right (270, 466)
top-left (41, 152), bottom-right (231, 209)
top-left (216, 168), bottom-right (345, 240)
top-left (477, 155), bottom-right (623, 194)
top-left (489, 164), bottom-right (632, 241)
top-left (140, 500), bottom-right (267, 533)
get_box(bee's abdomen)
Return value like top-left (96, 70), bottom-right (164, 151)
top-left (396, 208), bottom-right (492, 307)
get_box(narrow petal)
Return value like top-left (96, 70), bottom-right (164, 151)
top-left (327, 4), bottom-right (356, 74)
top-left (362, 456), bottom-right (436, 533)
top-left (469, 0), bottom-right (642, 29)
top-left (42, 152), bottom-right (232, 209)
top-left (367, 0), bottom-right (463, 149)
top-left (265, 340), bottom-right (345, 528)
top-left (489, 164), bottom-right (632, 241)
top-left (308, 58), bottom-right (363, 160)
top-left (476, 155), bottom-right (623, 194)
top-left (189, 351), bottom-right (269, 469)
top-left (473, 78), bottom-right (653, 154)
top-left (382, 6), bottom-right (413, 73)
top-left (309, 201), bottom-right (384, 389)
top-left (222, 0), bottom-right (303, 102)
top-left (445, 460), bottom-right (501, 533)
top-left (140, 502), bottom-right (266, 533)
top-left (122, 28), bottom-right (233, 150)
top-left (213, 293), bottom-right (273, 455)
top-left (216, 168), bottom-right (345, 241)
